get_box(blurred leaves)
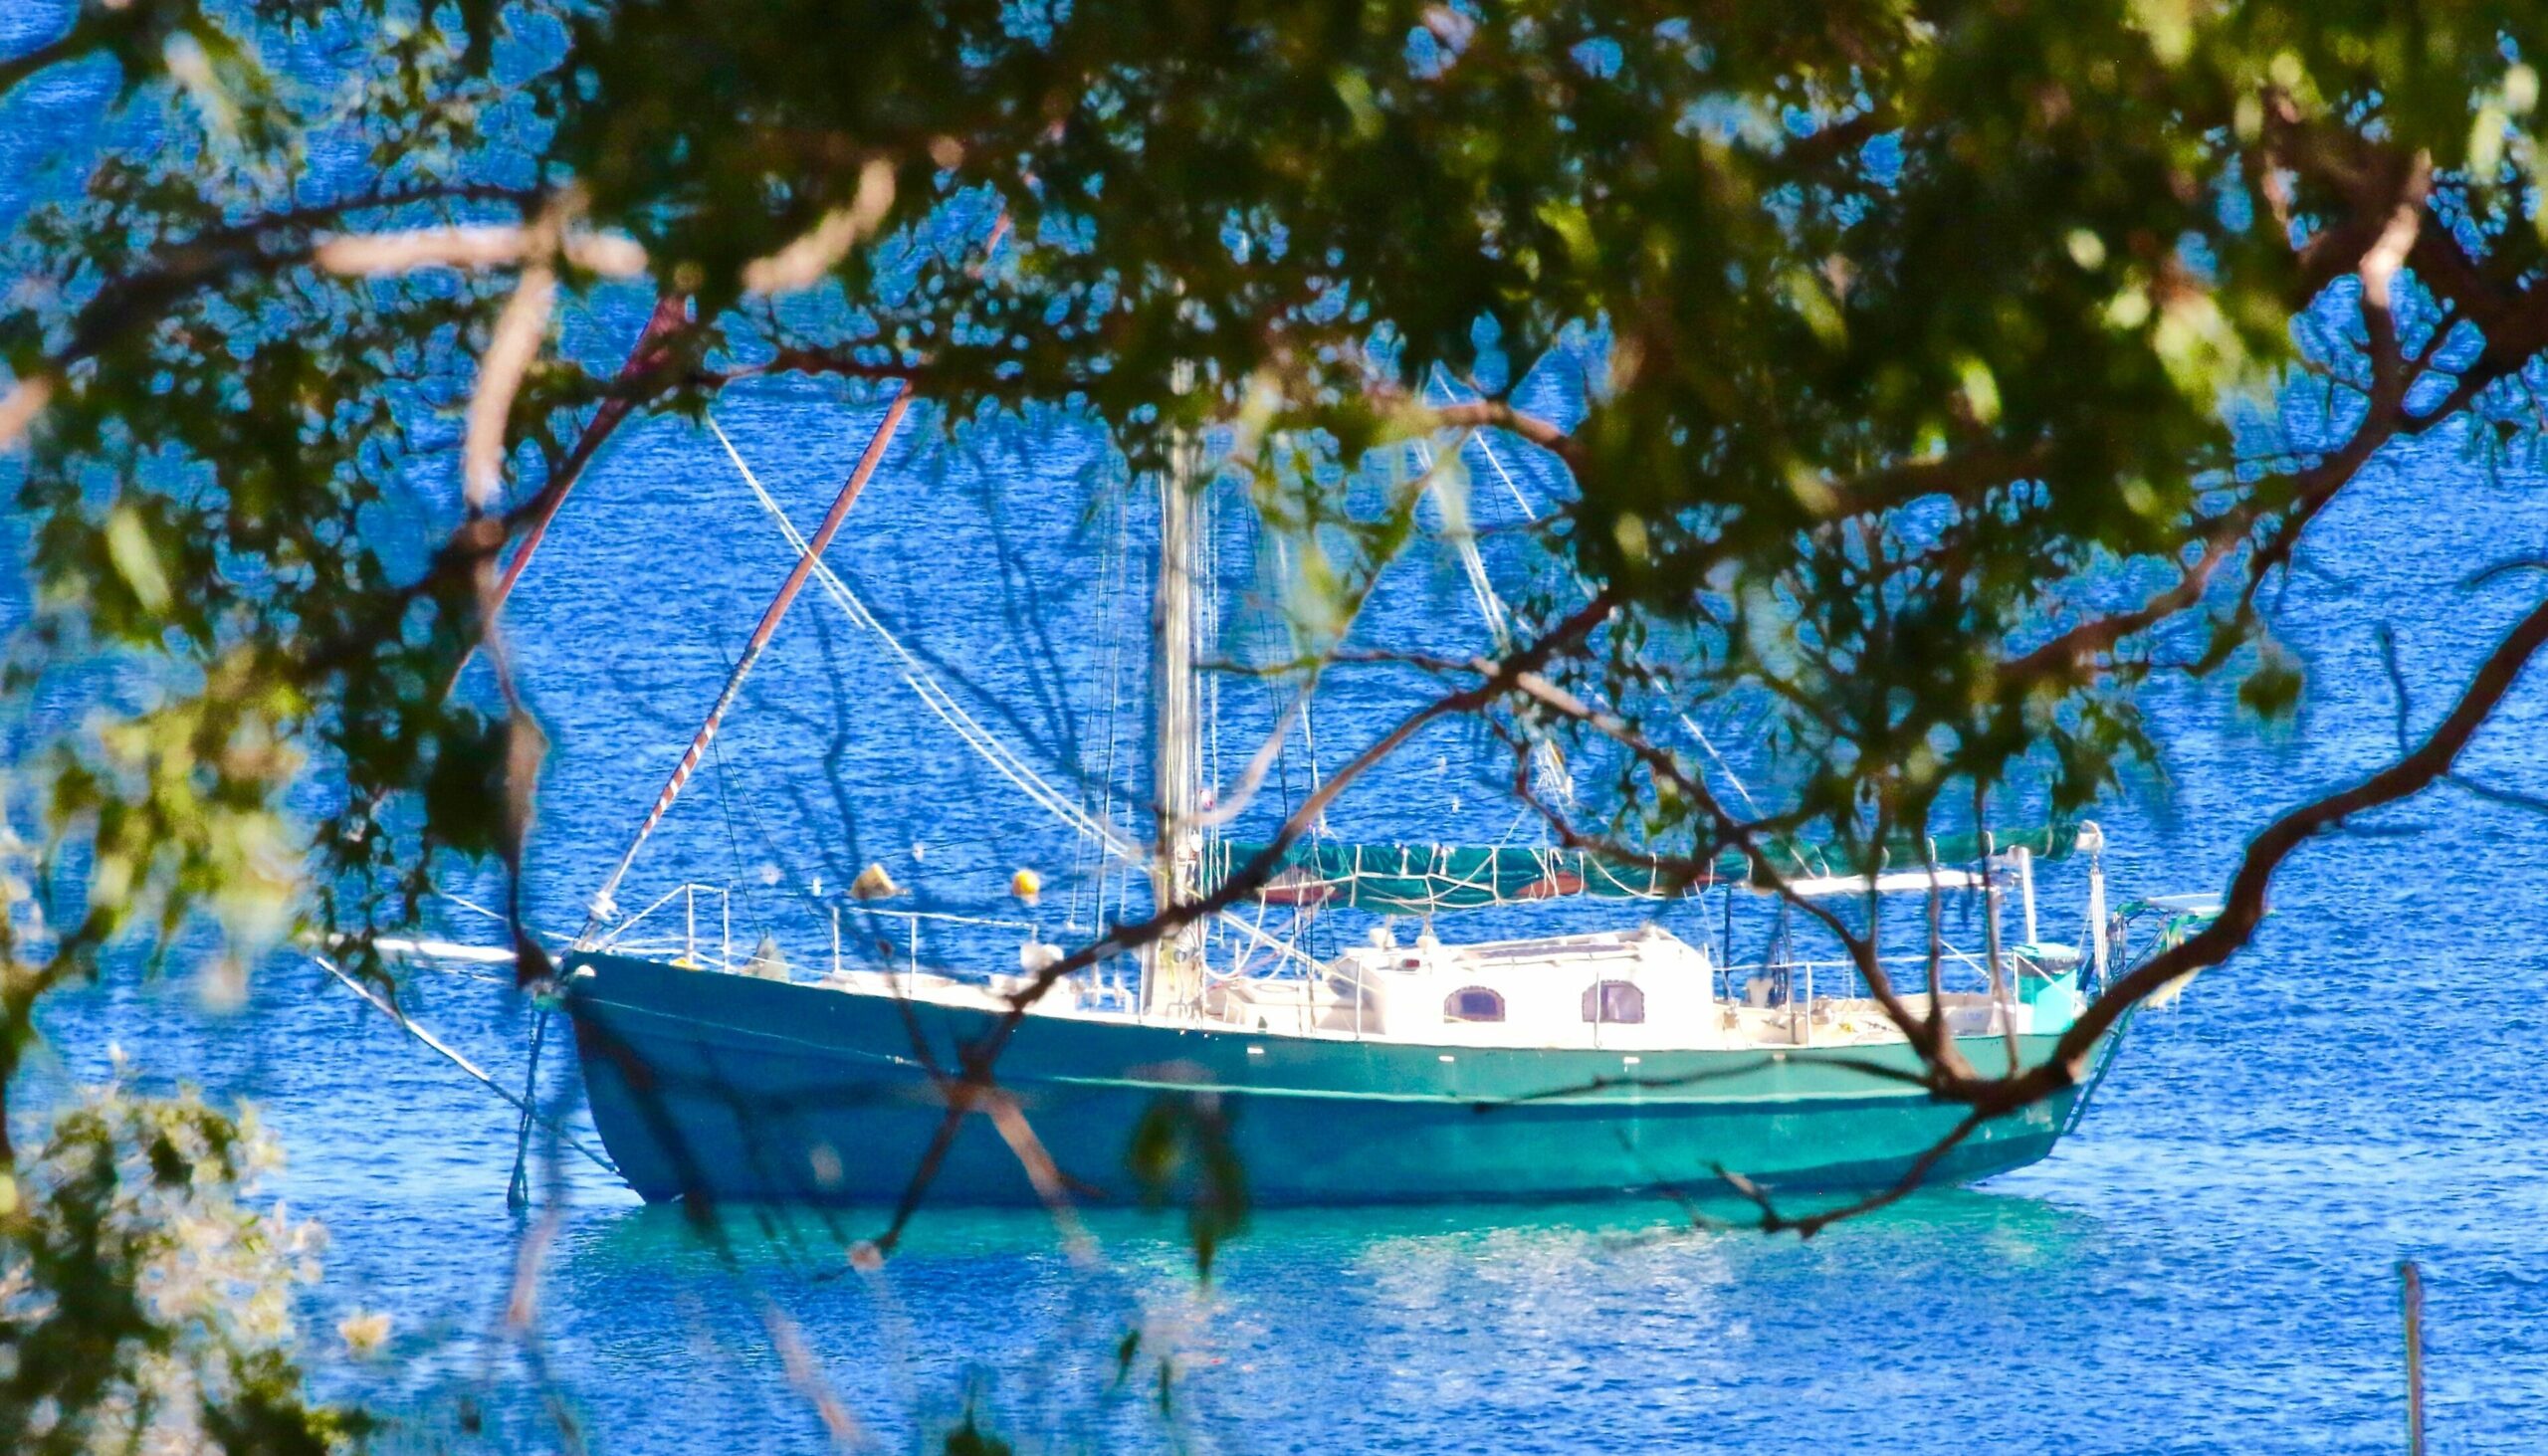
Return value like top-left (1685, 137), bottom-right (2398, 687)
top-left (939, 1390), bottom-right (1015, 1456)
top-left (2238, 645), bottom-right (2308, 723)
top-left (0, 1082), bottom-right (361, 1454)
top-left (1127, 1090), bottom-right (1247, 1281)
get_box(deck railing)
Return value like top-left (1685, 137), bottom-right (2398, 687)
top-left (841, 907), bottom-right (1035, 979)
top-left (591, 882), bottom-right (734, 968)
top-left (1720, 942), bottom-right (2029, 1044)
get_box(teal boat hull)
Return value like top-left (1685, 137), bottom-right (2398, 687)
top-left (561, 951), bottom-right (2114, 1208)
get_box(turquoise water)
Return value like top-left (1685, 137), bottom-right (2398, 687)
top-left (11, 12), bottom-right (2548, 1451)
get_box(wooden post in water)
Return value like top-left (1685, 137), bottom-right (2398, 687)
top-left (2402, 1260), bottom-right (2427, 1456)
top-left (505, 1010), bottom-right (548, 1213)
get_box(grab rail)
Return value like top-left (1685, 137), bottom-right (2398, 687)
top-left (591, 882), bottom-right (732, 967)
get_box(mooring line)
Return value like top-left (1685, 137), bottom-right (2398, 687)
top-left (313, 953), bottom-right (617, 1178)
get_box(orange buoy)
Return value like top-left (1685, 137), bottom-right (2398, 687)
top-left (1010, 868), bottom-right (1042, 906)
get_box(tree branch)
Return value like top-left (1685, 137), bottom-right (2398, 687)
top-left (2005, 591), bottom-right (2548, 1105)
top-left (1716, 1108), bottom-right (1989, 1238)
top-left (1416, 400), bottom-right (1583, 468)
top-left (0, 183), bottom-right (542, 451)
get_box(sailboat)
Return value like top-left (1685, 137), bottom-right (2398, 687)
top-left (558, 410), bottom-right (2201, 1209)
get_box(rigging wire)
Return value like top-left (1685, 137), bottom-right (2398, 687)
top-left (587, 388), bottom-right (915, 925)
top-left (1267, 532), bottom-right (1333, 836)
top-left (1412, 432), bottom-right (1572, 808)
top-left (705, 727), bottom-right (770, 949)
top-left (1068, 496), bottom-right (1113, 933)
top-left (714, 422), bottom-right (1339, 981)
top-left (1425, 365), bottom-right (1767, 820)
top-left (710, 416), bottom-right (1145, 863)
top-left (1094, 485), bottom-right (1141, 980)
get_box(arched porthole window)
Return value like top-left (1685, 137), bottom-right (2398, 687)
top-left (1582, 979), bottom-right (1646, 1024)
top-left (1443, 986), bottom-right (1506, 1022)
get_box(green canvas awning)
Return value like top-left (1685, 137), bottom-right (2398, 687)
top-left (1208, 822), bottom-right (2078, 916)
top-left (1753, 821), bottom-right (2081, 879)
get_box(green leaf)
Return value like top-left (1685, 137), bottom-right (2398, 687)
top-left (2237, 650), bottom-right (2306, 722)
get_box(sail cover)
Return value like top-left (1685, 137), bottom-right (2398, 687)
top-left (1208, 823), bottom-right (2078, 916)
top-left (1208, 842), bottom-right (1678, 915)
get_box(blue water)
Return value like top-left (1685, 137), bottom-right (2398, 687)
top-left (11, 14), bottom-right (2548, 1451)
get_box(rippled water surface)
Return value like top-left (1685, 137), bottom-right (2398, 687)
top-left (8, 16), bottom-right (2548, 1451)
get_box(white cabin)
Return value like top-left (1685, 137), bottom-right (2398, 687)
top-left (1202, 925), bottom-right (1707, 1045)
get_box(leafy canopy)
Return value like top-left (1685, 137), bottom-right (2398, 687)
top-left (7, 2), bottom-right (2544, 977)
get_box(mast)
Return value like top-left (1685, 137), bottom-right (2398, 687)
top-left (2082, 819), bottom-right (2109, 987)
top-left (1144, 424), bottom-right (1206, 1018)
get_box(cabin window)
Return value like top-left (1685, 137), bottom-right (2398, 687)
top-left (1443, 986), bottom-right (1505, 1022)
top-left (1582, 979), bottom-right (1646, 1024)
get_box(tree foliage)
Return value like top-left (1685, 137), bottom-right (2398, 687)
top-left (7, 0), bottom-right (2548, 1434)
top-left (0, 1081), bottom-right (360, 1453)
